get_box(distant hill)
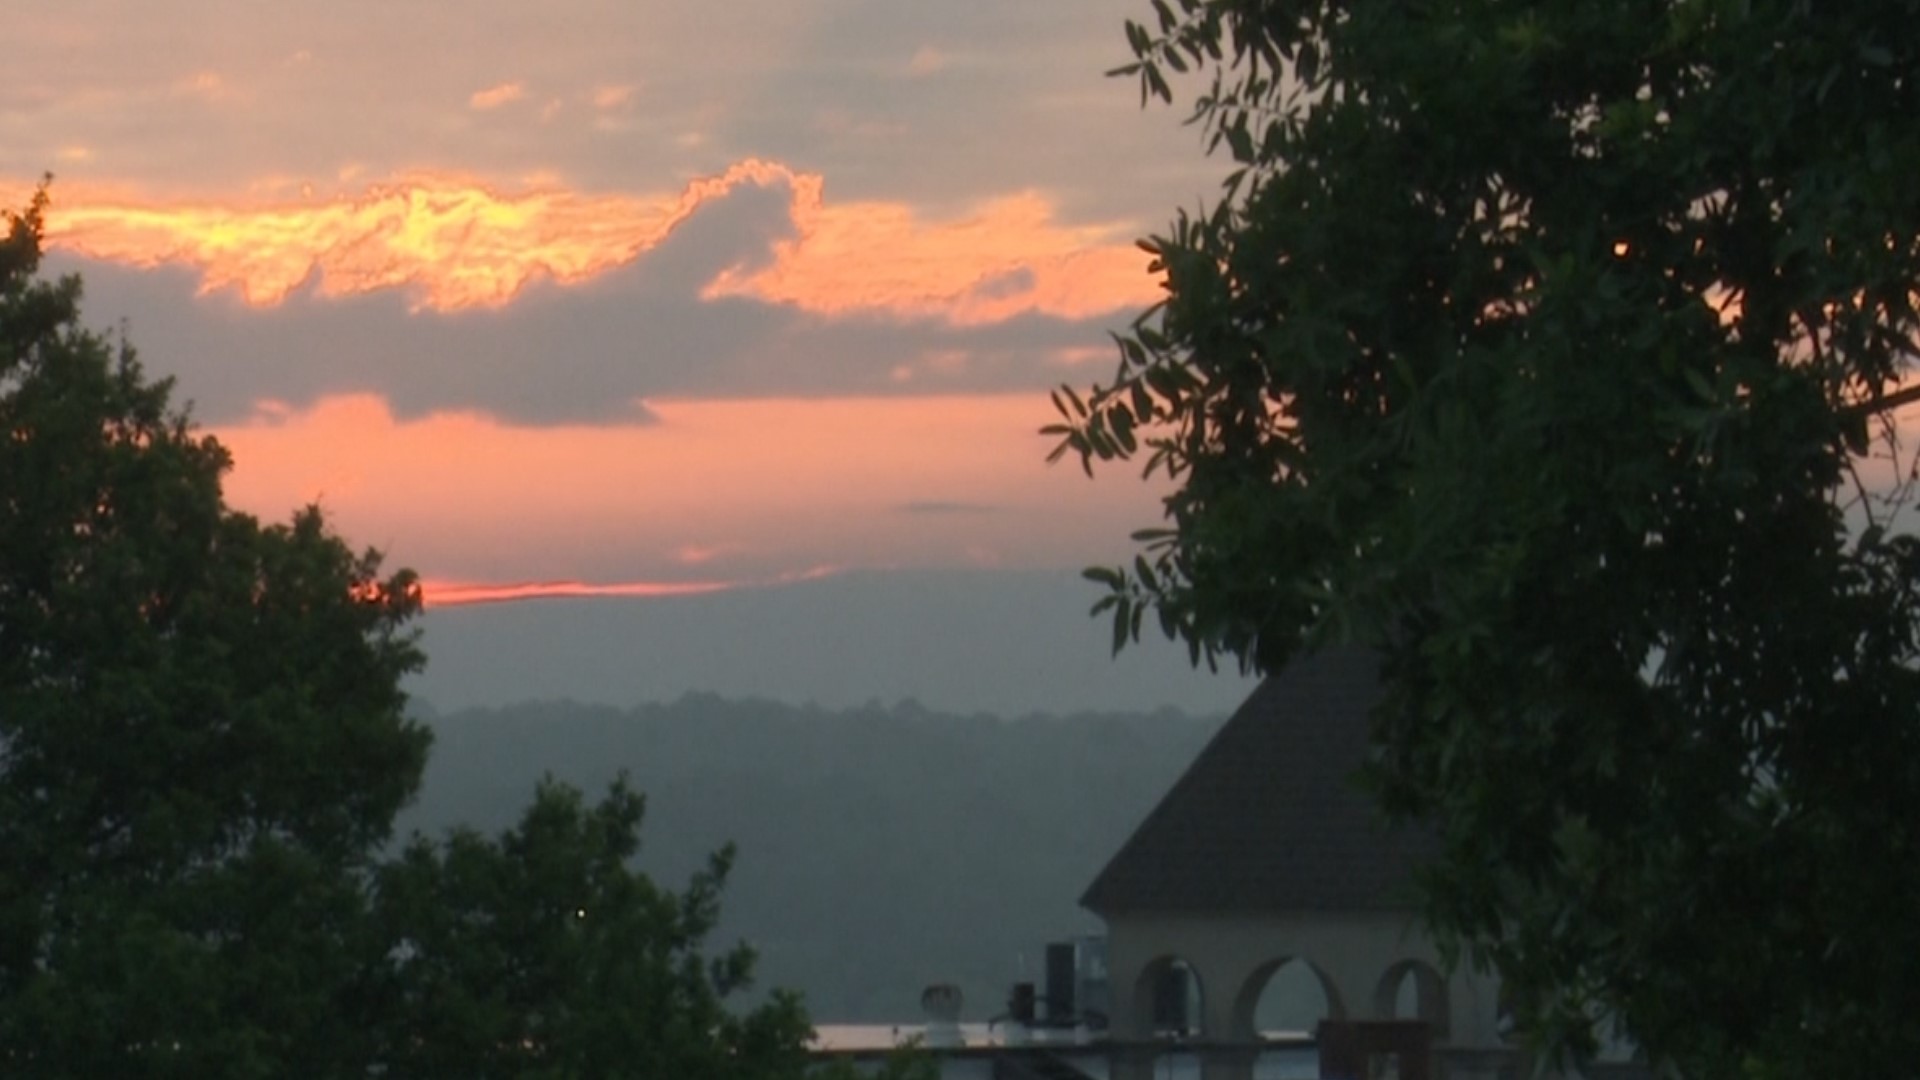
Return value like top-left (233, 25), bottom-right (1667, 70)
top-left (405, 568), bottom-right (1258, 718)
top-left (398, 695), bottom-right (1226, 1023)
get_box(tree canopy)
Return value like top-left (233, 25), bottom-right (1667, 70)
top-left (374, 777), bottom-right (818, 1080)
top-left (0, 194), bottom-right (850, 1078)
top-left (0, 191), bottom-right (430, 1076)
top-left (1053, 2), bottom-right (1920, 1074)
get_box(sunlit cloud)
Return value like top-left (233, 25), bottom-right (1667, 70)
top-left (897, 501), bottom-right (994, 515)
top-left (675, 543), bottom-right (745, 565)
top-left (21, 162), bottom-right (1158, 324)
top-left (469, 81), bottom-right (526, 111)
top-left (703, 188), bottom-right (1159, 325)
top-left (173, 71), bottom-right (233, 103)
top-left (29, 160), bottom-right (800, 311)
top-left (590, 83), bottom-right (637, 109)
top-left (1049, 344), bottom-right (1110, 366)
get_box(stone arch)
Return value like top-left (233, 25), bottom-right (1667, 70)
top-left (1230, 956), bottom-right (1346, 1042)
top-left (1131, 955), bottom-right (1206, 1038)
top-left (1375, 958), bottom-right (1451, 1040)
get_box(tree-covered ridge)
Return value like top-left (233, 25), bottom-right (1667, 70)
top-left (402, 694), bottom-right (1224, 1022)
top-left (1054, 0), bottom-right (1920, 1074)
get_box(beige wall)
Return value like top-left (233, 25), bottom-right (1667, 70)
top-left (1102, 910), bottom-right (1504, 1049)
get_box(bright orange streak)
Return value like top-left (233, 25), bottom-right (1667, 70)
top-left (421, 578), bottom-right (735, 608)
top-left (14, 161), bottom-right (1157, 322)
top-left (420, 563), bottom-right (843, 608)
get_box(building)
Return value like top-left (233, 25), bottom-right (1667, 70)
top-left (820, 648), bottom-right (1653, 1078)
top-left (1081, 648), bottom-right (1510, 1080)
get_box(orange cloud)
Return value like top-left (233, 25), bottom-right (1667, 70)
top-left (32, 160), bottom-right (798, 311)
top-left (469, 81), bottom-right (526, 110)
top-left (590, 83), bottom-right (637, 109)
top-left (674, 542), bottom-right (744, 565)
top-left (20, 161), bottom-right (1156, 322)
top-left (703, 187), bottom-right (1159, 324)
top-left (174, 71), bottom-right (233, 102)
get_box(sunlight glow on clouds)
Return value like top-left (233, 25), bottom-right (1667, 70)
top-left (20, 160), bottom-right (1156, 323)
top-left (0, 0), bottom-right (1252, 709)
top-left (469, 81), bottom-right (527, 110)
top-left (590, 83), bottom-right (637, 109)
top-left (29, 161), bottom-right (796, 311)
top-left (704, 189), bottom-right (1159, 325)
top-left (173, 71), bottom-right (234, 103)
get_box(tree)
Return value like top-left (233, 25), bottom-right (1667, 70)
top-left (0, 195), bottom-right (840, 1078)
top-left (1052, 2), bottom-right (1920, 1074)
top-left (373, 775), bottom-right (818, 1080)
top-left (0, 191), bottom-right (430, 1077)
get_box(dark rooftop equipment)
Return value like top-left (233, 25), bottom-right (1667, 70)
top-left (1074, 935), bottom-right (1110, 1028)
top-left (1009, 981), bottom-right (1037, 1025)
top-left (1045, 942), bottom-right (1076, 1025)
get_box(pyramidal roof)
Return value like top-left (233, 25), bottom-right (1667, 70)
top-left (1081, 647), bottom-right (1434, 916)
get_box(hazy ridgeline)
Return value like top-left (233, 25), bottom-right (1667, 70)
top-left (400, 694), bottom-right (1222, 1021)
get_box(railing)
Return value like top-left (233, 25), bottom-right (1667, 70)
top-left (990, 1047), bottom-right (1101, 1080)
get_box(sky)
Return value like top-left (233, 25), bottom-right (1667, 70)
top-left (8, 1), bottom-right (1256, 715)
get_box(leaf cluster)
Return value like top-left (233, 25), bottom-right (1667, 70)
top-left (1054, 1), bottom-right (1920, 1073)
top-left (0, 191), bottom-right (430, 1078)
top-left (374, 776), bottom-right (816, 1080)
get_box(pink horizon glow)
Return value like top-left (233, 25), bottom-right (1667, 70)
top-left (208, 392), bottom-right (1168, 589)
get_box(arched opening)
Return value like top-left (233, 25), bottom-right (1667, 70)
top-left (1131, 955), bottom-right (1206, 1038)
top-left (1231, 956), bottom-right (1344, 1042)
top-left (1374, 959), bottom-right (1450, 1041)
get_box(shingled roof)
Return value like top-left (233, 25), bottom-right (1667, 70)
top-left (1081, 648), bottom-right (1434, 916)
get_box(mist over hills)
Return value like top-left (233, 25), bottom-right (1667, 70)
top-left (406, 568), bottom-right (1257, 718)
top-left (398, 694), bottom-right (1226, 1022)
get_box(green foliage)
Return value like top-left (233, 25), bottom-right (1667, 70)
top-left (375, 775), bottom-right (816, 1080)
top-left (0, 191), bottom-right (429, 1077)
top-left (1053, 1), bottom-right (1920, 1073)
top-left (808, 1043), bottom-right (942, 1080)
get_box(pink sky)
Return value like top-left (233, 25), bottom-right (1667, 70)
top-left (207, 391), bottom-right (1173, 597)
top-left (5, 3), bottom-right (1226, 611)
